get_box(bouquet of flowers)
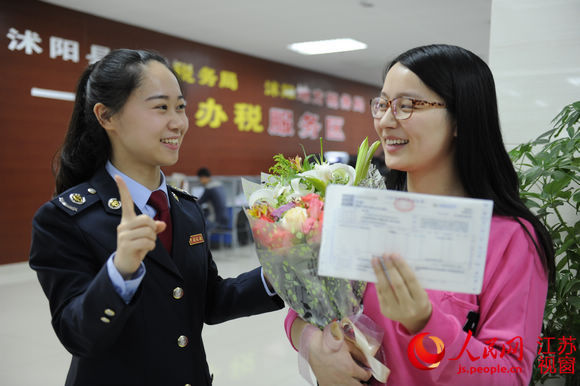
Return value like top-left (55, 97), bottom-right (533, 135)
top-left (242, 138), bottom-right (388, 382)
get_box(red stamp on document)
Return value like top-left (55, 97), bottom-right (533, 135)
top-left (394, 197), bottom-right (415, 212)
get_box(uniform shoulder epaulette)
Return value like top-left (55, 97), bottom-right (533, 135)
top-left (52, 183), bottom-right (101, 216)
top-left (168, 185), bottom-right (197, 201)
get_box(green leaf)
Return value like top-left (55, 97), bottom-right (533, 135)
top-left (543, 175), bottom-right (572, 195)
top-left (303, 176), bottom-right (327, 196)
top-left (509, 147), bottom-right (522, 161)
top-left (353, 137), bottom-right (380, 186)
top-left (556, 237), bottom-right (578, 255)
top-left (355, 138), bottom-right (368, 173)
top-left (561, 278), bottom-right (580, 297)
top-left (550, 170), bottom-right (569, 181)
top-left (526, 153), bottom-right (539, 166)
top-left (556, 255), bottom-right (569, 271)
top-left (522, 197), bottom-right (540, 209)
top-left (567, 296), bottom-right (580, 310)
top-left (567, 125), bottom-right (575, 138)
top-left (522, 166), bottom-right (544, 183)
top-left (521, 191), bottom-right (543, 200)
top-left (556, 190), bottom-right (572, 200)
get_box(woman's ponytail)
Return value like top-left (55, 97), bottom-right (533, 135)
top-left (54, 63), bottom-right (110, 195)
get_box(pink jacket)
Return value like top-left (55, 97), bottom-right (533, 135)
top-left (285, 216), bottom-right (548, 385)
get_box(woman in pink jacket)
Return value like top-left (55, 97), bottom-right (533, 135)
top-left (285, 44), bottom-right (554, 385)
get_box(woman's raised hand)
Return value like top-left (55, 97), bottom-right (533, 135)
top-left (372, 254), bottom-right (432, 334)
top-left (113, 175), bottom-right (166, 278)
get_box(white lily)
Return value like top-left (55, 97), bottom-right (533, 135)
top-left (273, 184), bottom-right (291, 198)
top-left (248, 188), bottom-right (277, 207)
top-left (298, 163), bottom-right (332, 184)
top-left (290, 178), bottom-right (315, 196)
top-left (328, 163), bottom-right (356, 186)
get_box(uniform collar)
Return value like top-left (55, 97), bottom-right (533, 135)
top-left (105, 161), bottom-right (170, 214)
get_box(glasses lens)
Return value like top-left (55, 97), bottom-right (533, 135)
top-left (393, 98), bottom-right (413, 120)
top-left (371, 97), bottom-right (387, 118)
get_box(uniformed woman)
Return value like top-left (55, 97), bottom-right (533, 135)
top-left (29, 48), bottom-right (284, 386)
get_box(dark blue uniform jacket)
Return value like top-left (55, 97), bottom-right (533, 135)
top-left (29, 168), bottom-right (283, 385)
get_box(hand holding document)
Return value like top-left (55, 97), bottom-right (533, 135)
top-left (318, 185), bottom-right (493, 294)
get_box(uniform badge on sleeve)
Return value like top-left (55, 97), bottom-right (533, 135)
top-left (189, 234), bottom-right (204, 246)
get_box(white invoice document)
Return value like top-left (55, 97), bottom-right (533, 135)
top-left (318, 185), bottom-right (494, 294)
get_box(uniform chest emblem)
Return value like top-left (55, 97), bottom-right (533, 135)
top-left (69, 193), bottom-right (86, 204)
top-left (108, 198), bottom-right (121, 210)
top-left (189, 233), bottom-right (204, 245)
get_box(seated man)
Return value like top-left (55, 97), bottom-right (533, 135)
top-left (197, 167), bottom-right (230, 232)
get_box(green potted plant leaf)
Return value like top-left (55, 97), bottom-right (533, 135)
top-left (509, 101), bottom-right (580, 386)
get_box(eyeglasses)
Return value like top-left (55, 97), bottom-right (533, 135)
top-left (370, 96), bottom-right (446, 120)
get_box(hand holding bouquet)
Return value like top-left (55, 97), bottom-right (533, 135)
top-left (243, 138), bottom-right (388, 383)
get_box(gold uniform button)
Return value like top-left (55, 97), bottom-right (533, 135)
top-left (177, 335), bottom-right (188, 348)
top-left (173, 287), bottom-right (184, 299)
top-left (104, 309), bottom-right (115, 317)
top-left (100, 317), bottom-right (111, 323)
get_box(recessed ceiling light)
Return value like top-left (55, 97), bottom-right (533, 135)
top-left (288, 38), bottom-right (367, 55)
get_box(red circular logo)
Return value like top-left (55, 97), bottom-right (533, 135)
top-left (407, 332), bottom-right (446, 370)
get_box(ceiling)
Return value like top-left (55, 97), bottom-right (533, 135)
top-left (40, 0), bottom-right (492, 87)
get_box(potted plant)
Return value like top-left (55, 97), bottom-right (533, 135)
top-left (509, 101), bottom-right (580, 386)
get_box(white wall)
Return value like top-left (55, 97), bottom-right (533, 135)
top-left (489, 0), bottom-right (580, 147)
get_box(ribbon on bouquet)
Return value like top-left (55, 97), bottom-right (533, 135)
top-left (339, 316), bottom-right (389, 383)
top-left (298, 314), bottom-right (389, 385)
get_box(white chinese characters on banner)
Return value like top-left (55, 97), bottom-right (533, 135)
top-left (268, 108), bottom-right (295, 137)
top-left (325, 91), bottom-right (339, 110)
top-left (50, 37), bottom-right (79, 62)
top-left (7, 28), bottom-right (42, 55)
top-left (263, 79), bottom-right (365, 114)
top-left (297, 111), bottom-right (322, 140)
top-left (86, 45), bottom-right (111, 64)
top-left (340, 93), bottom-right (353, 111)
top-left (6, 27), bottom-right (112, 65)
top-left (267, 108), bottom-right (346, 142)
top-left (296, 84), bottom-right (311, 104)
top-left (353, 96), bottom-right (366, 113)
top-left (325, 115), bottom-right (346, 142)
top-left (311, 88), bottom-right (325, 106)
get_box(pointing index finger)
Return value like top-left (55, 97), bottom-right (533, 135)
top-left (114, 175), bottom-right (136, 220)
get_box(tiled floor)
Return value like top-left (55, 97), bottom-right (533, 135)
top-left (0, 245), bottom-right (307, 386)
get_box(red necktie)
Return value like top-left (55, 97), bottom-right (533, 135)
top-left (148, 190), bottom-right (172, 253)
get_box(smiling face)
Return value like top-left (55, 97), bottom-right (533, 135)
top-left (374, 62), bottom-right (456, 187)
top-left (100, 60), bottom-right (188, 185)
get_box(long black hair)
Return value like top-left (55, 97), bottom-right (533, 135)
top-left (384, 44), bottom-right (555, 283)
top-left (53, 49), bottom-right (173, 194)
